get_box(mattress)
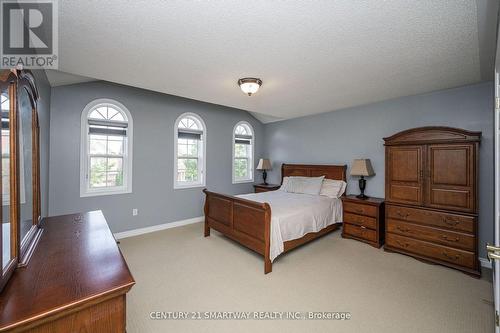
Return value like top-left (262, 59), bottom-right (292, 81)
top-left (237, 191), bottom-right (342, 262)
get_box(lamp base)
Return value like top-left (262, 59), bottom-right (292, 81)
top-left (262, 170), bottom-right (268, 185)
top-left (357, 176), bottom-right (368, 199)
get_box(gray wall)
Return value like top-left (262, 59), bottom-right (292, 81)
top-left (32, 70), bottom-right (51, 217)
top-left (48, 81), bottom-right (264, 233)
top-left (264, 82), bottom-right (494, 258)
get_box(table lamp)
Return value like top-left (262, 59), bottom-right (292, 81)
top-left (350, 159), bottom-right (375, 199)
top-left (256, 159), bottom-right (272, 185)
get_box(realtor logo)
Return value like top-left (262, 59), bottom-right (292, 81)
top-left (1, 0), bottom-right (58, 68)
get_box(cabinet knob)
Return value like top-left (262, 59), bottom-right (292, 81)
top-left (396, 225), bottom-right (410, 233)
top-left (440, 235), bottom-right (460, 242)
top-left (396, 210), bottom-right (410, 219)
top-left (396, 240), bottom-right (410, 248)
top-left (442, 252), bottom-right (460, 261)
top-left (442, 217), bottom-right (460, 227)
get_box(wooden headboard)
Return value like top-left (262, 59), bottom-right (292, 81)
top-left (281, 164), bottom-right (347, 184)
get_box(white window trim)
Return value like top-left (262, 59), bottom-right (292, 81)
top-left (232, 121), bottom-right (254, 184)
top-left (80, 98), bottom-right (133, 197)
top-left (173, 112), bottom-right (207, 190)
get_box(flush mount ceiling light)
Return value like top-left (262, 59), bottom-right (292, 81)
top-left (238, 78), bottom-right (262, 96)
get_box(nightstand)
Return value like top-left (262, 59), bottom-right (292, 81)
top-left (253, 184), bottom-right (280, 193)
top-left (341, 195), bottom-right (385, 248)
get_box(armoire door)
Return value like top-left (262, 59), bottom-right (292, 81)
top-left (385, 145), bottom-right (425, 206)
top-left (426, 143), bottom-right (475, 213)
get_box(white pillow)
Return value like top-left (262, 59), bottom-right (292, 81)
top-left (280, 177), bottom-right (290, 191)
top-left (320, 179), bottom-right (347, 198)
top-left (284, 176), bottom-right (325, 195)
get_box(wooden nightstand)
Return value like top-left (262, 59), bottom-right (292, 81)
top-left (253, 184), bottom-right (280, 193)
top-left (341, 195), bottom-right (385, 248)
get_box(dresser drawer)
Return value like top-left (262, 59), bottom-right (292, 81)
top-left (386, 219), bottom-right (475, 251)
top-left (344, 212), bottom-right (377, 230)
top-left (343, 223), bottom-right (377, 242)
top-left (386, 205), bottom-right (475, 234)
top-left (343, 202), bottom-right (377, 217)
top-left (386, 233), bottom-right (475, 269)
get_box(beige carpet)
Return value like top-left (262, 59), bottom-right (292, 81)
top-left (119, 222), bottom-right (494, 333)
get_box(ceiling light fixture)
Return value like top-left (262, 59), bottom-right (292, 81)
top-left (238, 78), bottom-right (262, 96)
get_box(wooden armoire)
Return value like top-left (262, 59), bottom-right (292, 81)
top-left (383, 127), bottom-right (481, 276)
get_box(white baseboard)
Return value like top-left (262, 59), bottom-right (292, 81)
top-left (114, 216), bottom-right (204, 240)
top-left (479, 257), bottom-right (492, 269)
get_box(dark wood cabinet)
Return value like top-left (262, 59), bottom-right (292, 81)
top-left (384, 127), bottom-right (480, 276)
top-left (426, 144), bottom-right (476, 213)
top-left (341, 195), bottom-right (385, 248)
top-left (386, 145), bottom-right (425, 206)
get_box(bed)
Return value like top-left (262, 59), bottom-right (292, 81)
top-left (203, 164), bottom-right (347, 274)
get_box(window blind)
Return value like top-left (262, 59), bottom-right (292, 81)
top-left (88, 119), bottom-right (127, 136)
top-left (178, 128), bottom-right (202, 140)
top-left (235, 134), bottom-right (252, 145)
top-left (235, 139), bottom-right (251, 145)
top-left (2, 112), bottom-right (9, 129)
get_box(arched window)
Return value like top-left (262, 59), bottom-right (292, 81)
top-left (80, 99), bottom-right (133, 196)
top-left (174, 113), bottom-right (206, 189)
top-left (232, 121), bottom-right (254, 183)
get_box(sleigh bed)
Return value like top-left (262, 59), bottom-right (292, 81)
top-left (203, 164), bottom-right (347, 274)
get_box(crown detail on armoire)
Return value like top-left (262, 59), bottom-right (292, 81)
top-left (383, 127), bottom-right (481, 277)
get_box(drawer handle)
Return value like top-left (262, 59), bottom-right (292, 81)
top-left (354, 208), bottom-right (364, 214)
top-left (396, 225), bottom-right (410, 233)
top-left (440, 235), bottom-right (460, 243)
top-left (396, 210), bottom-right (410, 219)
top-left (442, 217), bottom-right (460, 227)
top-left (396, 240), bottom-right (410, 248)
top-left (442, 252), bottom-right (460, 261)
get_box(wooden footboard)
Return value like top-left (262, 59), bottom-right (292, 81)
top-left (203, 189), bottom-right (273, 273)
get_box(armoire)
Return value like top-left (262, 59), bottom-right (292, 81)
top-left (384, 126), bottom-right (481, 276)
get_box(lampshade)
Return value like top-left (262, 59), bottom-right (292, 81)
top-left (238, 78), bottom-right (262, 96)
top-left (350, 159), bottom-right (375, 177)
top-left (256, 159), bottom-right (272, 170)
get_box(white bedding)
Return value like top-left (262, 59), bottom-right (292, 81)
top-left (237, 191), bottom-right (342, 262)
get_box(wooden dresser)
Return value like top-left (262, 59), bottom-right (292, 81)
top-left (0, 211), bottom-right (135, 332)
top-left (383, 127), bottom-right (480, 276)
top-left (342, 195), bottom-right (385, 248)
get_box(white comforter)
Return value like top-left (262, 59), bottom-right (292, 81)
top-left (237, 191), bottom-right (342, 262)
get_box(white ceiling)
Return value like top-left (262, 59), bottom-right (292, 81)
top-left (52, 0), bottom-right (497, 123)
